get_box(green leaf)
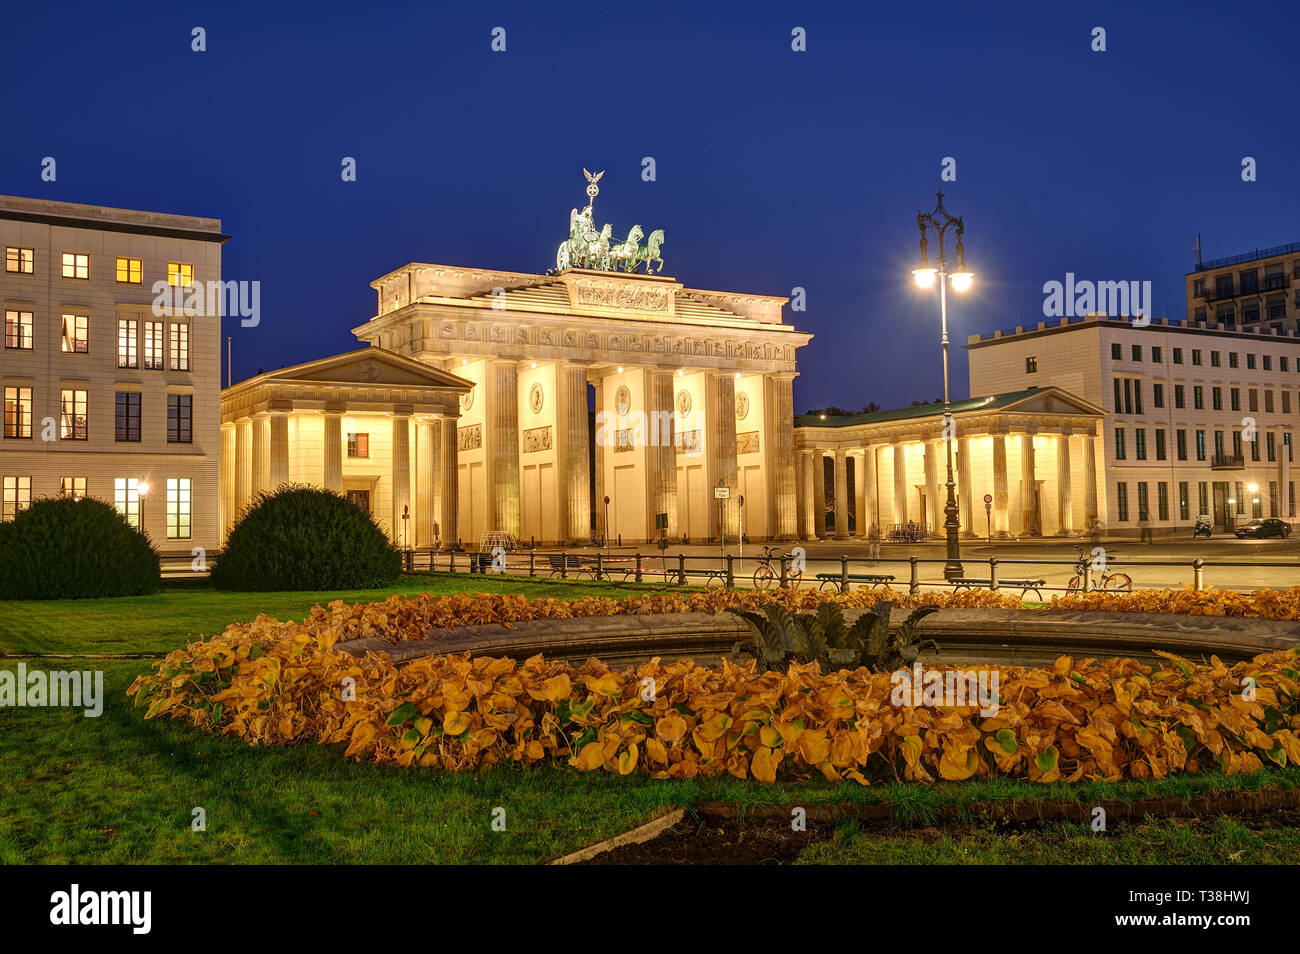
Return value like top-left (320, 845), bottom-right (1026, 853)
top-left (994, 728), bottom-right (1018, 755)
top-left (1034, 746), bottom-right (1059, 773)
top-left (385, 702), bottom-right (418, 726)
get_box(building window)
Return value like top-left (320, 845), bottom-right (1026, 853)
top-left (1212, 387), bottom-right (1222, 411)
top-left (60, 389), bottom-right (87, 440)
top-left (1135, 428), bottom-right (1147, 460)
top-left (1233, 431), bottom-right (1243, 461)
top-left (1152, 346), bottom-right (1162, 363)
top-left (115, 392), bottom-right (141, 442)
top-left (347, 433), bottom-right (369, 458)
top-left (1176, 429), bottom-right (1187, 461)
top-left (166, 478), bottom-right (192, 540)
top-left (114, 477), bottom-right (142, 529)
top-left (1195, 429), bottom-right (1206, 461)
top-left (1267, 295), bottom-right (1286, 320)
top-left (1220, 303), bottom-right (1238, 324)
top-left (1110, 343), bottom-right (1122, 360)
top-left (115, 257), bottom-right (143, 284)
top-left (1266, 390), bottom-right (1275, 413)
top-left (1211, 351), bottom-right (1221, 367)
top-left (1193, 279), bottom-right (1204, 298)
top-left (1231, 387), bottom-right (1241, 412)
top-left (1249, 389), bottom-right (1259, 413)
top-left (1193, 386), bottom-right (1204, 410)
top-left (1179, 481), bottom-right (1189, 521)
top-left (1247, 354), bottom-right (1257, 370)
top-left (1283, 357), bottom-right (1290, 373)
top-left (1156, 481), bottom-right (1169, 521)
top-left (1195, 306), bottom-right (1207, 322)
top-left (1198, 482), bottom-right (1208, 516)
top-left (1267, 432), bottom-right (1277, 462)
top-left (1229, 352), bottom-right (1239, 368)
top-left (1025, 356), bottom-right (1037, 373)
top-left (61, 252), bottom-right (89, 279)
top-left (1173, 348), bottom-right (1183, 364)
top-left (1264, 355), bottom-right (1273, 372)
top-left (167, 394), bottom-right (192, 443)
top-left (1137, 482), bottom-right (1149, 521)
top-left (1251, 433), bottom-right (1261, 462)
top-left (1285, 392), bottom-right (1293, 415)
top-left (1213, 430), bottom-right (1225, 462)
top-left (1113, 378), bottom-right (1122, 413)
top-left (60, 476), bottom-right (86, 499)
top-left (1116, 482), bottom-right (1129, 522)
top-left (1153, 383), bottom-right (1164, 408)
top-left (118, 319), bottom-right (138, 368)
top-left (2, 476), bottom-right (31, 520)
top-left (1155, 428), bottom-right (1167, 461)
top-left (5, 247), bottom-right (34, 274)
top-left (1270, 481), bottom-right (1279, 518)
top-left (1215, 274), bottom-right (1234, 298)
top-left (144, 321), bottom-right (165, 370)
top-left (1114, 427), bottom-right (1126, 460)
top-left (61, 314), bottom-right (88, 353)
top-left (3, 387), bottom-right (32, 438)
top-left (1235, 481), bottom-right (1245, 516)
top-left (1192, 349), bottom-right (1203, 366)
top-left (169, 323), bottom-right (190, 371)
top-left (4, 310), bottom-right (33, 349)
top-left (1131, 344), bottom-right (1142, 361)
top-left (167, 262), bottom-right (194, 287)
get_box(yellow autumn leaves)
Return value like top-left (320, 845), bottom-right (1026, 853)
top-left (128, 594), bottom-right (1300, 785)
top-left (1049, 585), bottom-right (1300, 619)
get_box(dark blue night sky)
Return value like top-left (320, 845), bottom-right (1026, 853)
top-left (5, 0), bottom-right (1297, 411)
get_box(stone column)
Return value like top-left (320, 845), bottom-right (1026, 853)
top-left (812, 451), bottom-right (826, 538)
top-left (801, 451), bottom-right (817, 541)
top-left (710, 372), bottom-right (739, 540)
top-left (220, 423), bottom-right (236, 541)
top-left (992, 435), bottom-right (1009, 534)
top-left (562, 364), bottom-right (592, 544)
top-left (416, 420), bottom-right (437, 546)
top-left (323, 411), bottom-right (343, 492)
top-left (861, 447), bottom-right (878, 538)
top-left (957, 436), bottom-right (974, 537)
top-left (268, 410), bottom-right (289, 490)
top-left (591, 376), bottom-right (606, 542)
top-left (833, 448), bottom-right (849, 540)
top-left (392, 411), bottom-right (412, 547)
top-left (235, 418), bottom-right (252, 514)
top-left (439, 416), bottom-right (459, 547)
top-left (487, 359), bottom-right (520, 538)
top-left (251, 412), bottom-right (270, 497)
top-left (648, 369), bottom-right (678, 539)
top-left (892, 443), bottom-right (908, 526)
top-left (770, 373), bottom-right (798, 540)
top-left (1056, 434), bottom-right (1073, 535)
top-left (1082, 432), bottom-right (1098, 524)
top-left (1020, 433), bottom-right (1038, 536)
top-left (924, 441), bottom-right (940, 536)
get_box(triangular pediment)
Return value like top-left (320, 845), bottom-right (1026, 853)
top-left (997, 387), bottom-right (1102, 417)
top-left (254, 348), bottom-right (471, 391)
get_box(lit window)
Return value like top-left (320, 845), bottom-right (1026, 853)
top-left (60, 477), bottom-right (87, 499)
top-left (62, 252), bottom-right (89, 279)
top-left (167, 262), bottom-right (194, 287)
top-left (1025, 356), bottom-right (1038, 373)
top-left (3, 387), bottom-right (32, 438)
top-left (60, 389), bottom-right (87, 440)
top-left (116, 257), bottom-right (143, 284)
top-left (118, 319), bottom-right (138, 368)
top-left (114, 477), bottom-right (142, 529)
top-left (4, 310), bottom-right (33, 349)
top-left (347, 433), bottom-right (369, 458)
top-left (169, 323), bottom-right (190, 371)
top-left (5, 247), bottom-right (34, 274)
top-left (166, 478), bottom-right (192, 539)
top-left (2, 476), bottom-right (31, 520)
top-left (61, 314), bottom-right (88, 353)
top-left (144, 321), bottom-right (165, 370)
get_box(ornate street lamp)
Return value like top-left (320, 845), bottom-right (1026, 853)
top-left (912, 191), bottom-right (974, 580)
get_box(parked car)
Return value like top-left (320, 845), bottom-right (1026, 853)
top-left (1233, 518), bottom-right (1292, 539)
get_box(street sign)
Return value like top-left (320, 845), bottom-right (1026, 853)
top-left (983, 493), bottom-right (993, 505)
top-left (714, 486), bottom-right (730, 499)
top-left (655, 512), bottom-right (668, 530)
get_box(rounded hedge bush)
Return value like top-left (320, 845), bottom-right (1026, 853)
top-left (0, 496), bottom-right (161, 600)
top-left (211, 484), bottom-right (402, 591)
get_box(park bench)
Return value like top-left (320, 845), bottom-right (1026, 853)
top-left (950, 577), bottom-right (1046, 600)
top-left (546, 554), bottom-right (592, 578)
top-left (815, 572), bottom-right (896, 591)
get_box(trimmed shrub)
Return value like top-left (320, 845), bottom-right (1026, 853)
top-left (0, 496), bottom-right (160, 600)
top-left (211, 484), bottom-right (402, 591)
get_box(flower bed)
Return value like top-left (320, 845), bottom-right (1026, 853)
top-left (128, 589), bottom-right (1300, 784)
top-left (1046, 586), bottom-right (1300, 620)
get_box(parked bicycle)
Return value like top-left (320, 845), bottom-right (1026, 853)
top-left (1065, 545), bottom-right (1132, 595)
top-left (751, 545), bottom-right (802, 590)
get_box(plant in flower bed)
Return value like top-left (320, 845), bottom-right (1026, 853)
top-left (1048, 585), bottom-right (1300, 620)
top-left (128, 597), bottom-right (1300, 785)
top-left (728, 601), bottom-right (939, 673)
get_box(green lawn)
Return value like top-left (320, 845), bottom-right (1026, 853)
top-left (0, 573), bottom-right (685, 656)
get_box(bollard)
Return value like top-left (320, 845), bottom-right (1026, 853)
top-left (840, 556), bottom-right (849, 594)
top-left (678, 553), bottom-right (687, 586)
top-left (596, 552), bottom-right (604, 581)
top-left (909, 556), bottom-right (919, 595)
top-left (726, 554), bottom-right (735, 588)
top-left (989, 557), bottom-right (999, 592)
top-left (560, 551), bottom-right (568, 580)
top-left (449, 551), bottom-right (455, 574)
top-left (1193, 557), bottom-right (1204, 592)
top-left (779, 554), bottom-right (789, 589)
top-left (635, 553), bottom-right (643, 584)
top-left (529, 549), bottom-right (536, 577)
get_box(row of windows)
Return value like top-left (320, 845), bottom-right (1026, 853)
top-left (1116, 479), bottom-right (1295, 521)
top-left (2, 387), bottom-right (192, 443)
top-left (1108, 342), bottom-right (1298, 370)
top-left (1113, 378), bottom-right (1298, 415)
top-left (0, 475), bottom-right (192, 537)
top-left (5, 247), bottom-right (195, 286)
top-left (1114, 425), bottom-right (1292, 464)
top-left (4, 310), bottom-right (189, 369)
